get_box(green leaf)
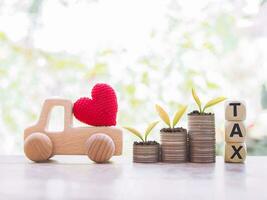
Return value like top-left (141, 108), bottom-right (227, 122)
top-left (123, 127), bottom-right (144, 142)
top-left (155, 104), bottom-right (171, 127)
top-left (125, 84), bottom-right (136, 95)
top-left (98, 49), bottom-right (113, 56)
top-left (203, 97), bottom-right (227, 112)
top-left (172, 105), bottom-right (187, 128)
top-left (206, 81), bottom-right (219, 89)
top-left (192, 88), bottom-right (202, 112)
top-left (144, 121), bottom-right (159, 142)
top-left (0, 32), bottom-right (7, 41)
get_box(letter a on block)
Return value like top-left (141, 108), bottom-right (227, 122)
top-left (225, 121), bottom-right (246, 143)
top-left (225, 143), bottom-right (247, 163)
top-left (225, 101), bottom-right (246, 121)
top-left (230, 124), bottom-right (242, 137)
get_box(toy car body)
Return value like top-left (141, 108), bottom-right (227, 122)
top-left (24, 98), bottom-right (123, 162)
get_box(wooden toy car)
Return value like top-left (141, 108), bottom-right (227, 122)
top-left (24, 98), bottom-right (123, 163)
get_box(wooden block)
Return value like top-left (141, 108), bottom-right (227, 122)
top-left (225, 100), bottom-right (246, 121)
top-left (225, 142), bottom-right (247, 163)
top-left (225, 121), bottom-right (246, 143)
top-left (24, 98), bottom-right (123, 162)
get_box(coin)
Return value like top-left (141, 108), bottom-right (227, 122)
top-left (188, 114), bottom-right (216, 163)
top-left (160, 130), bottom-right (188, 163)
top-left (133, 144), bottom-right (159, 163)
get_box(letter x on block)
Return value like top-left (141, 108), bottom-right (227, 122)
top-left (231, 145), bottom-right (243, 159)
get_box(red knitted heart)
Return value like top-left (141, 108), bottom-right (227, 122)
top-left (73, 83), bottom-right (118, 126)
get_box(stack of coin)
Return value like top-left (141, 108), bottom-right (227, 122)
top-left (188, 114), bottom-right (216, 163)
top-left (133, 143), bottom-right (159, 163)
top-left (160, 128), bottom-right (188, 163)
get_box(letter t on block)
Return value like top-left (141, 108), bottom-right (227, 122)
top-left (225, 101), bottom-right (246, 121)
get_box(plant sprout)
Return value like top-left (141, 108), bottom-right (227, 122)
top-left (123, 121), bottom-right (159, 142)
top-left (155, 104), bottom-right (187, 128)
top-left (192, 88), bottom-right (226, 113)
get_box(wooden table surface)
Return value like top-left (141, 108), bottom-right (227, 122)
top-left (0, 156), bottom-right (266, 200)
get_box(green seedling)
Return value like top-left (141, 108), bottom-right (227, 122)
top-left (192, 88), bottom-right (226, 113)
top-left (155, 104), bottom-right (187, 128)
top-left (124, 121), bottom-right (159, 142)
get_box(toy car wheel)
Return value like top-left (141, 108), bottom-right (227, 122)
top-left (24, 132), bottom-right (53, 162)
top-left (85, 133), bottom-right (115, 163)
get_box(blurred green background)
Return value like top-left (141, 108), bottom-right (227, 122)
top-left (0, 0), bottom-right (267, 155)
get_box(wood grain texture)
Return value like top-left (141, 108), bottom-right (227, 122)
top-left (0, 156), bottom-right (266, 200)
top-left (24, 133), bottom-right (53, 162)
top-left (86, 134), bottom-right (115, 163)
top-left (24, 98), bottom-right (123, 161)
